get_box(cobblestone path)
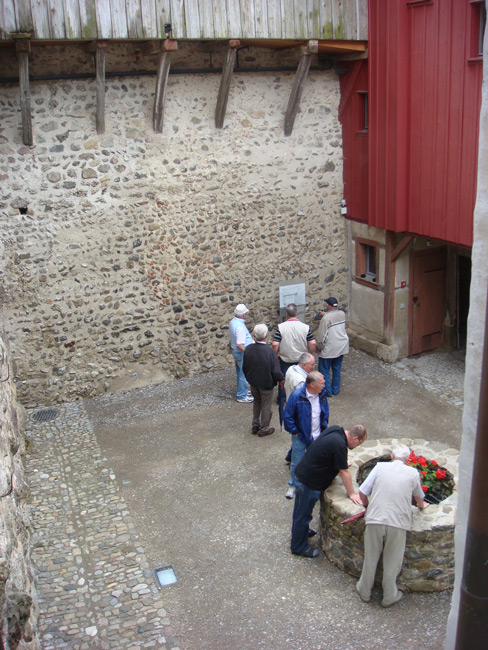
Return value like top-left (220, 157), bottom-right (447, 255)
top-left (25, 401), bottom-right (180, 650)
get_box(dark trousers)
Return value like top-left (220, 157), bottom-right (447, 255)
top-left (250, 386), bottom-right (274, 432)
top-left (290, 481), bottom-right (322, 554)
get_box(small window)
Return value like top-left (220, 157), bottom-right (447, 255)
top-left (470, 0), bottom-right (486, 60)
top-left (358, 91), bottom-right (368, 131)
top-left (355, 238), bottom-right (380, 287)
top-left (478, 3), bottom-right (486, 56)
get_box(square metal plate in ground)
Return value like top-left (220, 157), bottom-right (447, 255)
top-left (154, 565), bottom-right (177, 587)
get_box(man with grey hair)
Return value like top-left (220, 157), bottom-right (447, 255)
top-left (356, 444), bottom-right (429, 607)
top-left (272, 303), bottom-right (316, 405)
top-left (243, 324), bottom-right (284, 437)
top-left (283, 352), bottom-right (316, 499)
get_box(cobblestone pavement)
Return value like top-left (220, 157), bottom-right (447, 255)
top-left (24, 348), bottom-right (465, 650)
top-left (25, 402), bottom-right (181, 650)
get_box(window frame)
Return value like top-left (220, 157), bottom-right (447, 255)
top-left (355, 237), bottom-right (381, 289)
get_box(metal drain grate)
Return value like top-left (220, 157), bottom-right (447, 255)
top-left (32, 409), bottom-right (59, 422)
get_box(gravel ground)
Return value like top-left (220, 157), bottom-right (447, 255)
top-left (83, 348), bottom-right (463, 650)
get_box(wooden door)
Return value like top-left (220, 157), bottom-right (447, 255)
top-left (409, 248), bottom-right (447, 356)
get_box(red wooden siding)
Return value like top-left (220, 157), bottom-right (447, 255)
top-left (340, 0), bottom-right (482, 247)
top-left (339, 60), bottom-right (369, 223)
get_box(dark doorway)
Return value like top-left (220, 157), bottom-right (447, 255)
top-left (457, 255), bottom-right (471, 349)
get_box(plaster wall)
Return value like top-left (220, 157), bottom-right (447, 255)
top-left (0, 44), bottom-right (347, 405)
top-left (349, 223), bottom-right (386, 342)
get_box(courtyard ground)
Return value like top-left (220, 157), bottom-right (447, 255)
top-left (26, 348), bottom-right (464, 649)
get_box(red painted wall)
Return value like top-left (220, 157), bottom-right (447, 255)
top-left (340, 0), bottom-right (483, 247)
top-left (339, 60), bottom-right (369, 223)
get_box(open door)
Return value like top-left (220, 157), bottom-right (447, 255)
top-left (409, 248), bottom-right (447, 356)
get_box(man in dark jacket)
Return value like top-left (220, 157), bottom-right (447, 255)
top-left (243, 324), bottom-right (284, 437)
top-left (291, 424), bottom-right (367, 558)
top-left (283, 372), bottom-right (329, 493)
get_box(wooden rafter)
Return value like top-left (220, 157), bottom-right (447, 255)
top-left (153, 39), bottom-right (178, 134)
top-left (215, 40), bottom-right (240, 129)
top-left (13, 34), bottom-right (33, 146)
top-left (95, 41), bottom-right (107, 134)
top-left (284, 41), bottom-right (318, 137)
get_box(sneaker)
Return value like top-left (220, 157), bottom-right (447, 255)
top-left (237, 395), bottom-right (254, 403)
top-left (285, 486), bottom-right (296, 499)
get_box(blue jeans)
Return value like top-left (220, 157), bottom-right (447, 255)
top-left (318, 355), bottom-right (343, 396)
top-left (232, 349), bottom-right (249, 399)
top-left (291, 481), bottom-right (322, 554)
top-left (289, 435), bottom-right (308, 486)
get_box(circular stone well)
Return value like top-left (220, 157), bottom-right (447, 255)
top-left (319, 438), bottom-right (458, 592)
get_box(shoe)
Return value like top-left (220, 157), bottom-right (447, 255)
top-left (285, 486), bottom-right (296, 499)
top-left (237, 396), bottom-right (254, 403)
top-left (251, 427), bottom-right (259, 435)
top-left (258, 427), bottom-right (275, 437)
top-left (356, 582), bottom-right (370, 603)
top-left (308, 528), bottom-right (317, 538)
top-left (381, 591), bottom-right (404, 608)
top-left (293, 548), bottom-right (319, 558)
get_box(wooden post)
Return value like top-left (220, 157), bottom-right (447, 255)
top-left (14, 35), bottom-right (33, 146)
top-left (284, 41), bottom-right (318, 137)
top-left (383, 233), bottom-right (414, 344)
top-left (96, 41), bottom-right (108, 135)
top-left (215, 40), bottom-right (240, 129)
top-left (153, 40), bottom-right (178, 134)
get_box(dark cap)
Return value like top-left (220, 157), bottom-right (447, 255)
top-left (325, 297), bottom-right (338, 307)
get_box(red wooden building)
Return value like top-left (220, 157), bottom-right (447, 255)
top-left (339, 0), bottom-right (484, 358)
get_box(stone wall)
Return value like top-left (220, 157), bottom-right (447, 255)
top-left (0, 333), bottom-right (40, 649)
top-left (320, 438), bottom-right (458, 593)
top-left (0, 43), bottom-right (347, 405)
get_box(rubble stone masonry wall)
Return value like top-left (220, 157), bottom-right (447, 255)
top-left (0, 44), bottom-right (346, 405)
top-left (0, 334), bottom-right (40, 649)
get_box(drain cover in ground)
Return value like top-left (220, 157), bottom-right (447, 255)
top-left (32, 409), bottom-right (59, 422)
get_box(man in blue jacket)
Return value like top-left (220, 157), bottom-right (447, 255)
top-left (283, 371), bottom-right (329, 496)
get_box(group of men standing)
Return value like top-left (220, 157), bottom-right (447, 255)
top-left (228, 299), bottom-right (430, 608)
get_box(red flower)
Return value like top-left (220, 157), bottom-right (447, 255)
top-left (421, 471), bottom-right (427, 477)
top-left (422, 485), bottom-right (428, 492)
top-left (431, 460), bottom-right (438, 466)
top-left (419, 458), bottom-right (427, 467)
top-left (435, 469), bottom-right (446, 479)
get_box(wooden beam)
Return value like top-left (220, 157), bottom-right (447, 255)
top-left (317, 41), bottom-right (367, 54)
top-left (384, 231), bottom-right (397, 345)
top-left (153, 40), bottom-right (177, 133)
top-left (215, 40), bottom-right (240, 129)
top-left (95, 41), bottom-right (107, 135)
top-left (284, 44), bottom-right (315, 137)
top-left (391, 234), bottom-right (414, 262)
top-left (14, 36), bottom-right (33, 146)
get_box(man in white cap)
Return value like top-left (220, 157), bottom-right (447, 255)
top-left (229, 304), bottom-right (254, 403)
